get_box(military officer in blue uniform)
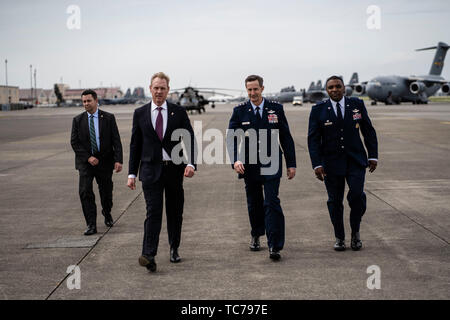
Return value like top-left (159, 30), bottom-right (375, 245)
top-left (308, 75), bottom-right (378, 251)
top-left (227, 75), bottom-right (296, 261)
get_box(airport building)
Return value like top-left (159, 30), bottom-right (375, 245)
top-left (17, 84), bottom-right (126, 106)
top-left (61, 86), bottom-right (123, 103)
top-left (0, 86), bottom-right (20, 104)
top-left (19, 88), bottom-right (57, 105)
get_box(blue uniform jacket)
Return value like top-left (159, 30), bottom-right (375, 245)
top-left (227, 99), bottom-right (296, 180)
top-left (307, 97), bottom-right (378, 175)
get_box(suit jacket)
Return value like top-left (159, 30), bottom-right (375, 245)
top-left (128, 102), bottom-right (197, 184)
top-left (307, 97), bottom-right (378, 175)
top-left (227, 99), bottom-right (296, 181)
top-left (71, 109), bottom-right (123, 172)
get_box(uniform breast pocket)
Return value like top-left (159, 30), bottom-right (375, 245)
top-left (322, 121), bottom-right (335, 131)
top-left (240, 119), bottom-right (254, 135)
top-left (323, 122), bottom-right (337, 140)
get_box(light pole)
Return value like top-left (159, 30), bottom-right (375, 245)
top-left (5, 59), bottom-right (8, 86)
top-left (5, 59), bottom-right (11, 105)
top-left (30, 64), bottom-right (33, 105)
top-left (34, 68), bottom-right (37, 105)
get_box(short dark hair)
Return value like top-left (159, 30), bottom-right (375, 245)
top-left (245, 75), bottom-right (264, 87)
top-left (325, 75), bottom-right (344, 88)
top-left (81, 89), bottom-right (97, 100)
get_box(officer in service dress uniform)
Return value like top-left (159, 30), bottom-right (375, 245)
top-left (307, 75), bottom-right (378, 251)
top-left (227, 75), bottom-right (296, 261)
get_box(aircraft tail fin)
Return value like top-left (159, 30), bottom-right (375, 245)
top-left (316, 80), bottom-right (322, 90)
top-left (308, 82), bottom-right (315, 91)
top-left (349, 72), bottom-right (359, 84)
top-left (416, 42), bottom-right (450, 76)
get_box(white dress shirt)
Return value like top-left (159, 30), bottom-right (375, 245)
top-left (250, 99), bottom-right (264, 117)
top-left (330, 96), bottom-right (345, 119)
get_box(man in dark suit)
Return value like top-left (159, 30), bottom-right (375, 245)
top-left (307, 75), bottom-right (378, 251)
top-left (71, 89), bottom-right (123, 236)
top-left (127, 72), bottom-right (196, 273)
top-left (227, 75), bottom-right (296, 261)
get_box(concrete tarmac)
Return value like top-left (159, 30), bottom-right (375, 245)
top-left (0, 102), bottom-right (449, 300)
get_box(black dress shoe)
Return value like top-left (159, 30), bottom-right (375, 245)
top-left (334, 238), bottom-right (346, 251)
top-left (249, 236), bottom-right (261, 251)
top-left (170, 248), bottom-right (181, 263)
top-left (84, 226), bottom-right (97, 236)
top-left (269, 248), bottom-right (281, 261)
top-left (102, 210), bottom-right (114, 228)
top-left (351, 232), bottom-right (363, 251)
top-left (139, 255), bottom-right (157, 272)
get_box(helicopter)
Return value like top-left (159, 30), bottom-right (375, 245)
top-left (168, 87), bottom-right (242, 114)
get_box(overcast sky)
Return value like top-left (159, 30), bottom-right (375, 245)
top-left (1, 0), bottom-right (450, 95)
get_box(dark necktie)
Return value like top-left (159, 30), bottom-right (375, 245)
top-left (255, 106), bottom-right (262, 126)
top-left (89, 115), bottom-right (98, 153)
top-left (336, 102), bottom-right (343, 123)
top-left (155, 107), bottom-right (163, 141)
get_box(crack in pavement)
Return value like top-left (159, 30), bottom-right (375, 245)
top-left (45, 191), bottom-right (143, 300)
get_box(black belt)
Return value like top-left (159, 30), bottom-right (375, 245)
top-left (162, 160), bottom-right (173, 166)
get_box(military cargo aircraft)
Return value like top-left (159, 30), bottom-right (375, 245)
top-left (264, 86), bottom-right (304, 103)
top-left (356, 42), bottom-right (450, 105)
top-left (303, 80), bottom-right (328, 103)
top-left (344, 72), bottom-right (360, 96)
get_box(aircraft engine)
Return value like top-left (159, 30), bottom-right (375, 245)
top-left (354, 84), bottom-right (366, 95)
top-left (441, 83), bottom-right (450, 95)
top-left (410, 81), bottom-right (426, 94)
top-left (345, 86), bottom-right (353, 96)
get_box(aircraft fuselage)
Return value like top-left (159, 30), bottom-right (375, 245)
top-left (366, 75), bottom-right (443, 104)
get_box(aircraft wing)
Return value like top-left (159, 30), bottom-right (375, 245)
top-left (405, 77), bottom-right (448, 85)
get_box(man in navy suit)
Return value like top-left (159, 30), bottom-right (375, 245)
top-left (127, 72), bottom-right (196, 272)
top-left (227, 75), bottom-right (296, 261)
top-left (307, 75), bottom-right (378, 251)
top-left (71, 89), bottom-right (123, 236)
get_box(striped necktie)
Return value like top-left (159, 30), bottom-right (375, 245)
top-left (89, 115), bottom-right (99, 153)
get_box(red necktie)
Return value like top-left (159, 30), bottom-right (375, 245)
top-left (155, 107), bottom-right (163, 141)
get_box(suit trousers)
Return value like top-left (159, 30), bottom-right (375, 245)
top-left (78, 166), bottom-right (113, 227)
top-left (244, 176), bottom-right (285, 250)
top-left (141, 163), bottom-right (184, 257)
top-left (324, 156), bottom-right (367, 240)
